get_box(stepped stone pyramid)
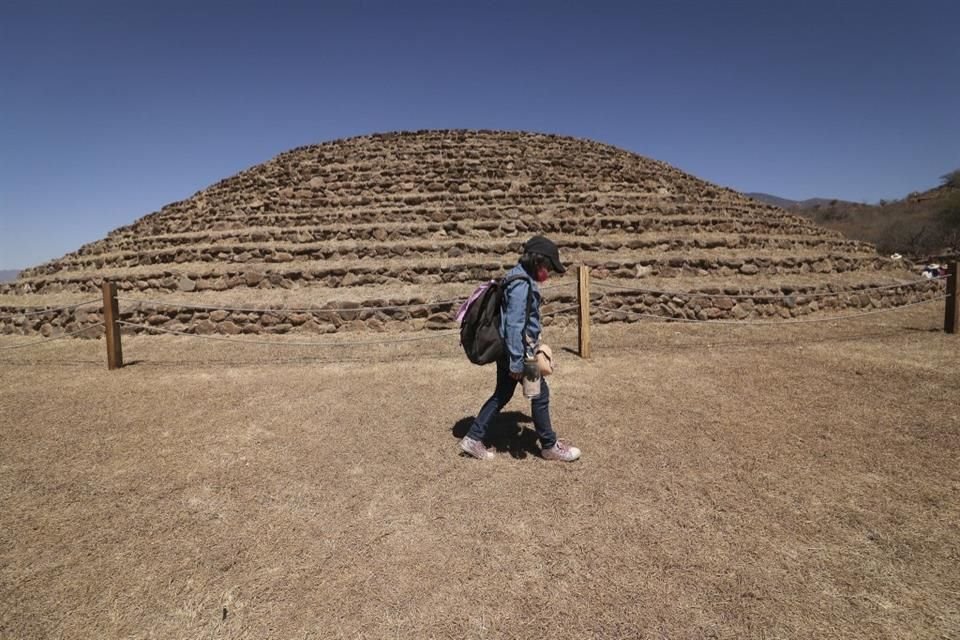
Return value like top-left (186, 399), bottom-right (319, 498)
top-left (1, 130), bottom-right (938, 337)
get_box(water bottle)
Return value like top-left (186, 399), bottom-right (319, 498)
top-left (522, 353), bottom-right (541, 398)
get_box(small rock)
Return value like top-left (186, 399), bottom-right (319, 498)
top-left (425, 318), bottom-right (450, 330)
top-left (218, 321), bottom-right (241, 335)
top-left (714, 297), bottom-right (735, 311)
top-left (341, 272), bottom-right (362, 287)
top-left (210, 310), bottom-right (230, 322)
top-left (815, 259), bottom-right (834, 273)
top-left (245, 271), bottom-right (264, 287)
top-left (195, 319), bottom-right (217, 334)
top-left (303, 320), bottom-right (335, 334)
top-left (178, 276), bottom-right (197, 292)
top-left (739, 264), bottom-right (759, 275)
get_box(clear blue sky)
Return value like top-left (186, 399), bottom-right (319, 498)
top-left (1, 0), bottom-right (958, 269)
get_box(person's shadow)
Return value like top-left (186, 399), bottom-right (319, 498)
top-left (452, 411), bottom-right (541, 459)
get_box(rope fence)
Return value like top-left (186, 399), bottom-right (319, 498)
top-left (0, 261), bottom-right (956, 367)
top-left (593, 295), bottom-right (948, 326)
top-left (114, 295), bottom-right (463, 314)
top-left (116, 321), bottom-right (462, 346)
top-left (113, 281), bottom-right (568, 313)
top-left (0, 299), bottom-right (100, 321)
top-left (0, 323), bottom-right (105, 351)
top-left (590, 275), bottom-right (946, 299)
top-left (113, 302), bottom-right (583, 348)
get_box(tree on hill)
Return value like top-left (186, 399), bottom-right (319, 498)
top-left (937, 192), bottom-right (960, 249)
top-left (941, 170), bottom-right (960, 189)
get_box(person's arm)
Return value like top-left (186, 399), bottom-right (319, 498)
top-left (502, 279), bottom-right (530, 374)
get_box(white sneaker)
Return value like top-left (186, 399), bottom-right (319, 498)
top-left (542, 441), bottom-right (581, 462)
top-left (460, 436), bottom-right (495, 460)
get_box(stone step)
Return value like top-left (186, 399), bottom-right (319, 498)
top-left (6, 250), bottom-right (903, 296)
top-left (71, 212), bottom-right (839, 259)
top-left (102, 198), bottom-right (822, 241)
top-left (138, 189), bottom-right (778, 215)
top-left (31, 232), bottom-right (876, 277)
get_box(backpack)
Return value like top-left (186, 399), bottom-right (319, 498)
top-left (457, 274), bottom-right (533, 365)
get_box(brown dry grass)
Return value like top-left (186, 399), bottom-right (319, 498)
top-left (1, 308), bottom-right (958, 639)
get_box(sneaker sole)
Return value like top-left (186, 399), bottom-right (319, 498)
top-left (459, 442), bottom-right (494, 460)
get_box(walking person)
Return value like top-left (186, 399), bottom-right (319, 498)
top-left (459, 236), bottom-right (581, 462)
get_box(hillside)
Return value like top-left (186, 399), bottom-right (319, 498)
top-left (750, 174), bottom-right (960, 259)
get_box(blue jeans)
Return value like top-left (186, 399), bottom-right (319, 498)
top-left (466, 357), bottom-right (557, 448)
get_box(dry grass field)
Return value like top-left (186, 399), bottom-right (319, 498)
top-left (1, 307), bottom-right (958, 639)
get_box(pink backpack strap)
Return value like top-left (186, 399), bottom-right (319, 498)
top-left (456, 280), bottom-right (495, 324)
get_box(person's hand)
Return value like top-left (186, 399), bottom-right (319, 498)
top-left (509, 371), bottom-right (523, 381)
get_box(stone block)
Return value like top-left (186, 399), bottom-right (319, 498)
top-left (245, 270), bottom-right (264, 287)
top-left (218, 321), bottom-right (241, 335)
top-left (195, 319), bottom-right (217, 334)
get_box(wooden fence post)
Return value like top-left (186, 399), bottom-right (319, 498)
top-left (578, 265), bottom-right (591, 359)
top-left (102, 281), bottom-right (123, 369)
top-left (946, 262), bottom-right (959, 334)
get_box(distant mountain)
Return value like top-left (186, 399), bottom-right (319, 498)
top-left (0, 270), bottom-right (19, 283)
top-left (747, 192), bottom-right (801, 209)
top-left (747, 193), bottom-right (851, 210)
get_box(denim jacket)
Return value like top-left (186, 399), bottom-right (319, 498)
top-left (500, 264), bottom-right (542, 373)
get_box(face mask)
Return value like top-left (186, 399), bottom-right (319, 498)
top-left (535, 265), bottom-right (550, 282)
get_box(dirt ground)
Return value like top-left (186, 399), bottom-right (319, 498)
top-left (1, 306), bottom-right (958, 639)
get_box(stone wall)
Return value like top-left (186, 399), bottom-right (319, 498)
top-left (1, 281), bottom-right (944, 338)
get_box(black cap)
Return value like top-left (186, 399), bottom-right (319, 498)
top-left (524, 235), bottom-right (566, 273)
